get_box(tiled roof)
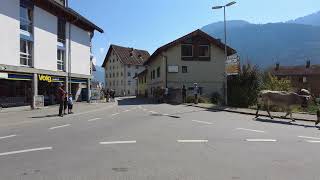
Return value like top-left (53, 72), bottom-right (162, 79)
top-left (144, 29), bottom-right (237, 65)
top-left (272, 65), bottom-right (320, 76)
top-left (102, 45), bottom-right (150, 67)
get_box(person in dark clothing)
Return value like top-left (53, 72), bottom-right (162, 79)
top-left (57, 83), bottom-right (66, 117)
top-left (182, 85), bottom-right (187, 103)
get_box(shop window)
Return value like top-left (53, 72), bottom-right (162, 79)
top-left (20, 5), bottom-right (33, 34)
top-left (199, 45), bottom-right (210, 57)
top-left (128, 80), bottom-right (131, 86)
top-left (57, 49), bottom-right (65, 71)
top-left (182, 66), bottom-right (188, 73)
top-left (181, 44), bottom-right (193, 57)
top-left (128, 90), bottom-right (130, 95)
top-left (20, 39), bottom-right (33, 67)
top-left (128, 72), bottom-right (131, 77)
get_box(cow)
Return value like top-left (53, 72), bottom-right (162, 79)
top-left (255, 89), bottom-right (311, 122)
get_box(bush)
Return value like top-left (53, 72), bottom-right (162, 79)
top-left (211, 92), bottom-right (222, 104)
top-left (228, 64), bottom-right (260, 108)
top-left (261, 72), bottom-right (292, 91)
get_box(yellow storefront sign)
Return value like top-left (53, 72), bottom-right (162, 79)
top-left (38, 74), bottom-right (53, 83)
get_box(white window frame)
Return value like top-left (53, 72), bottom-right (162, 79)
top-left (20, 5), bottom-right (33, 34)
top-left (20, 39), bottom-right (33, 67)
top-left (199, 45), bottom-right (210, 57)
top-left (181, 44), bottom-right (193, 57)
top-left (57, 49), bottom-right (65, 71)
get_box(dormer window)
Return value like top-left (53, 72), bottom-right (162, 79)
top-left (181, 44), bottom-right (193, 57)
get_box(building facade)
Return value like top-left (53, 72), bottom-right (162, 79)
top-left (102, 45), bottom-right (150, 96)
top-left (272, 62), bottom-right (320, 97)
top-left (140, 29), bottom-right (236, 103)
top-left (0, 0), bottom-right (103, 108)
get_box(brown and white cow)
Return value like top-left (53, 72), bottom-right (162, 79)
top-left (255, 89), bottom-right (311, 121)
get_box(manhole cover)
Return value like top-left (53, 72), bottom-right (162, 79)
top-left (112, 168), bottom-right (128, 172)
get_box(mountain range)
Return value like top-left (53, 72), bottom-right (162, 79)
top-left (202, 11), bottom-right (320, 68)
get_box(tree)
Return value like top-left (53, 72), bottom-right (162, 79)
top-left (228, 64), bottom-right (260, 108)
top-left (261, 72), bottom-right (292, 91)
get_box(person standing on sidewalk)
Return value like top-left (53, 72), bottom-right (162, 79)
top-left (68, 93), bottom-right (74, 114)
top-left (182, 85), bottom-right (187, 103)
top-left (57, 83), bottom-right (66, 117)
top-left (193, 83), bottom-right (199, 104)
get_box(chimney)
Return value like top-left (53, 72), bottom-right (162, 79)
top-left (306, 60), bottom-right (311, 68)
top-left (275, 62), bottom-right (280, 70)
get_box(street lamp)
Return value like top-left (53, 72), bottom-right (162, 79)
top-left (212, 1), bottom-right (236, 105)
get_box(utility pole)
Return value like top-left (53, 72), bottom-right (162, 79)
top-left (212, 1), bottom-right (236, 105)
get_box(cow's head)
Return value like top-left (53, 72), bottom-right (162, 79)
top-left (301, 95), bottom-right (312, 108)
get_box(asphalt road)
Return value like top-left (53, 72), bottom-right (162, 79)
top-left (0, 97), bottom-right (320, 180)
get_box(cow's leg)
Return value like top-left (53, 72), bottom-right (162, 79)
top-left (267, 105), bottom-right (273, 119)
top-left (255, 104), bottom-right (260, 118)
top-left (290, 112), bottom-right (295, 122)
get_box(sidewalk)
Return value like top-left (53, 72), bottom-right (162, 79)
top-left (188, 103), bottom-right (317, 122)
top-left (0, 102), bottom-right (116, 127)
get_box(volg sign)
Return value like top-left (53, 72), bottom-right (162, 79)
top-left (38, 74), bottom-right (53, 82)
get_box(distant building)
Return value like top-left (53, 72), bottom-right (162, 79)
top-left (102, 45), bottom-right (150, 96)
top-left (140, 29), bottom-right (236, 103)
top-left (0, 0), bottom-right (103, 107)
top-left (272, 61), bottom-right (320, 96)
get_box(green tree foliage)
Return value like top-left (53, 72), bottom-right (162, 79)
top-left (261, 72), bottom-right (292, 91)
top-left (228, 64), bottom-right (260, 108)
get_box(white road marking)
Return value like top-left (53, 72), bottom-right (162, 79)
top-left (123, 110), bottom-right (131, 112)
top-left (236, 128), bottom-right (265, 133)
top-left (0, 147), bottom-right (52, 157)
top-left (49, 124), bottom-right (71, 130)
top-left (177, 140), bottom-right (208, 143)
top-left (149, 111), bottom-right (158, 114)
top-left (298, 136), bottom-right (320, 140)
top-left (306, 140), bottom-right (320, 143)
top-left (192, 120), bottom-right (213, 125)
top-left (111, 113), bottom-right (120, 116)
top-left (162, 114), bottom-right (170, 116)
top-left (100, 141), bottom-right (137, 145)
top-left (88, 118), bottom-right (101, 122)
top-left (143, 109), bottom-right (148, 111)
top-left (246, 139), bottom-right (277, 142)
top-left (0, 134), bottom-right (17, 140)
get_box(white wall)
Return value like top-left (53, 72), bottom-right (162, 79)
top-left (70, 24), bottom-right (91, 75)
top-left (0, 0), bottom-right (20, 66)
top-left (33, 7), bottom-right (58, 71)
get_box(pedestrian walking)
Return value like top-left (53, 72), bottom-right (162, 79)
top-left (193, 83), bottom-right (199, 104)
top-left (182, 85), bottom-right (187, 103)
top-left (57, 83), bottom-right (66, 117)
top-left (68, 93), bottom-right (73, 114)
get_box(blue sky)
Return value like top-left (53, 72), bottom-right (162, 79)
top-left (69, 0), bottom-right (320, 66)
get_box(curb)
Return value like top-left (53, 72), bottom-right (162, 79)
top-left (191, 104), bottom-right (316, 123)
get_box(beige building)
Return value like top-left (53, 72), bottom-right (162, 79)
top-left (140, 29), bottom-right (236, 102)
top-left (102, 45), bottom-right (150, 96)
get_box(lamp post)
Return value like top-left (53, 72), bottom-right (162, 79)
top-left (212, 1), bottom-right (236, 105)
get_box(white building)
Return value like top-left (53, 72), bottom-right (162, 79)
top-left (102, 45), bottom-right (150, 96)
top-left (0, 0), bottom-right (103, 107)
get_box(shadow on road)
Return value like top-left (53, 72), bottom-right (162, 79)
top-left (117, 98), bottom-right (159, 106)
top-left (255, 117), bottom-right (320, 130)
top-left (31, 114), bottom-right (58, 118)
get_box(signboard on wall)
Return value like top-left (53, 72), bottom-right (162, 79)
top-left (168, 65), bottom-right (179, 73)
top-left (226, 55), bottom-right (240, 75)
top-left (0, 72), bottom-right (8, 79)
